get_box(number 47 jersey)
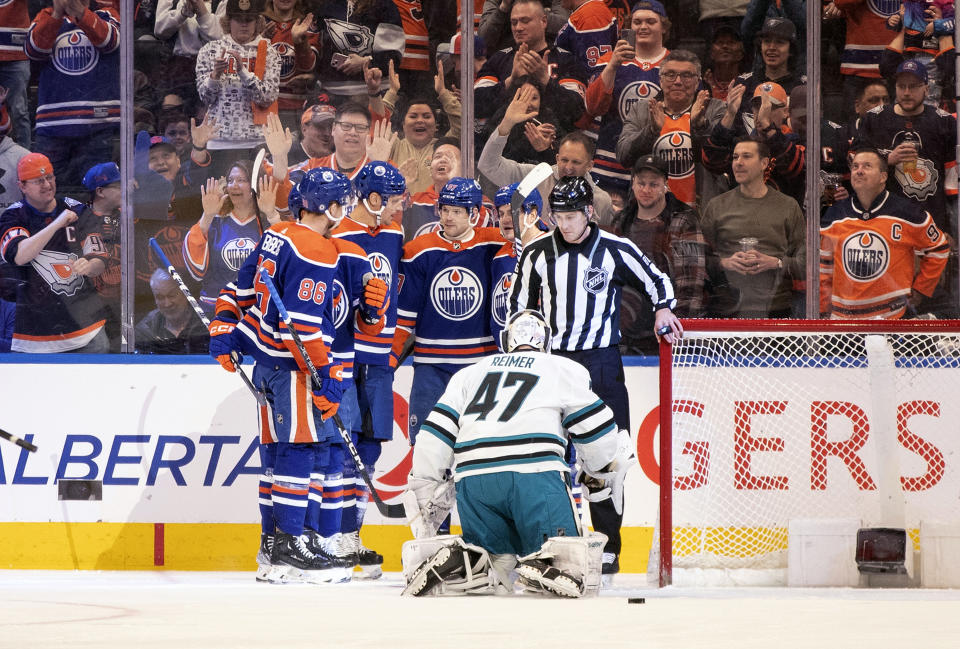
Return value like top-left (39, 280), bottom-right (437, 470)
top-left (413, 351), bottom-right (621, 483)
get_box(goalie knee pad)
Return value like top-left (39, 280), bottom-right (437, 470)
top-left (401, 536), bottom-right (493, 596)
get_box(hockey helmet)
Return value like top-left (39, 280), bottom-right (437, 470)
top-left (354, 161), bottom-right (407, 199)
top-left (287, 182), bottom-right (303, 220)
top-left (501, 309), bottom-right (551, 353)
top-left (494, 182), bottom-right (543, 216)
top-left (549, 176), bottom-right (593, 212)
top-left (298, 167), bottom-right (354, 226)
top-left (438, 177), bottom-right (483, 211)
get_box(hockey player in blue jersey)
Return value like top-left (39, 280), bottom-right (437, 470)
top-left (391, 177), bottom-right (505, 444)
top-left (490, 182), bottom-right (546, 347)
top-left (330, 161), bottom-right (407, 576)
top-left (401, 309), bottom-right (633, 597)
top-left (209, 167), bottom-right (350, 583)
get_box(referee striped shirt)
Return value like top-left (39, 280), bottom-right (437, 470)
top-left (509, 222), bottom-right (676, 351)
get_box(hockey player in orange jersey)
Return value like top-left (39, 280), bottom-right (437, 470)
top-left (820, 147), bottom-right (949, 319)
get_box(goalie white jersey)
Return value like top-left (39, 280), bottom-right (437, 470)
top-left (413, 351), bottom-right (620, 482)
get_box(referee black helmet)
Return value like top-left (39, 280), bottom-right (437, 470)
top-left (549, 176), bottom-right (593, 212)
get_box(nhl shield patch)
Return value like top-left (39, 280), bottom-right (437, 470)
top-left (582, 266), bottom-right (609, 294)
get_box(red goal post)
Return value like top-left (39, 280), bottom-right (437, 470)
top-left (655, 318), bottom-right (960, 587)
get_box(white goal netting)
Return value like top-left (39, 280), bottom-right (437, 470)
top-left (659, 323), bottom-right (960, 586)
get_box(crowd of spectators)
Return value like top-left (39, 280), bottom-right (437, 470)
top-left (1, 0), bottom-right (959, 355)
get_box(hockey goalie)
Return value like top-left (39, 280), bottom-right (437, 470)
top-left (400, 310), bottom-right (633, 597)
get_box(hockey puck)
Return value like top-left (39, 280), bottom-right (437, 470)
top-left (627, 597), bottom-right (645, 604)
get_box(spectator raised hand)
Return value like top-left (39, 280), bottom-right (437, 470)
top-left (262, 112), bottom-right (292, 180)
top-left (364, 58), bottom-right (383, 96)
top-left (291, 13), bottom-right (314, 44)
top-left (257, 175), bottom-right (281, 224)
top-left (200, 176), bottom-right (227, 219)
top-left (497, 85), bottom-right (540, 136)
top-left (523, 120), bottom-right (556, 152)
top-left (367, 118), bottom-right (397, 162)
top-left (191, 115), bottom-right (218, 152)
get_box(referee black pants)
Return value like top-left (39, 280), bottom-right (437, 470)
top-left (555, 346), bottom-right (628, 557)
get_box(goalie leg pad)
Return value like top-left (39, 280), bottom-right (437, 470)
top-left (517, 558), bottom-right (583, 598)
top-left (520, 532), bottom-right (608, 596)
top-left (401, 536), bottom-right (494, 596)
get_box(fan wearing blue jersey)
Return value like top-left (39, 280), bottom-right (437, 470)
top-left (208, 167), bottom-right (349, 584)
top-left (391, 177), bottom-right (505, 445)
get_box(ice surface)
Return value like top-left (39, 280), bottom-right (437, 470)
top-left (0, 571), bottom-right (957, 648)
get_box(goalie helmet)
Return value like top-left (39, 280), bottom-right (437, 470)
top-left (438, 177), bottom-right (483, 210)
top-left (354, 161), bottom-right (406, 199)
top-left (494, 182), bottom-right (543, 216)
top-left (298, 167), bottom-right (354, 226)
top-left (549, 175), bottom-right (593, 212)
top-left (501, 309), bottom-right (551, 353)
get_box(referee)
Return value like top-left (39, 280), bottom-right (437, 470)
top-left (508, 176), bottom-right (683, 579)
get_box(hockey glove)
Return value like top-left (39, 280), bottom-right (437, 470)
top-left (208, 316), bottom-right (242, 373)
top-left (311, 363), bottom-right (344, 420)
top-left (576, 431), bottom-right (633, 515)
top-left (359, 276), bottom-right (389, 324)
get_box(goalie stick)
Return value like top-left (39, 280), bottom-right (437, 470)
top-left (257, 268), bottom-right (406, 518)
top-left (148, 238), bottom-right (266, 406)
top-left (0, 427), bottom-right (37, 452)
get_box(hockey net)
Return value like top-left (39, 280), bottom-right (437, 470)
top-left (654, 319), bottom-right (960, 586)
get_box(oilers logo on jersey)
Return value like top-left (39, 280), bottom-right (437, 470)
top-left (368, 251), bottom-right (392, 284)
top-left (332, 278), bottom-right (349, 328)
top-left (54, 30), bottom-right (98, 76)
top-left (272, 41), bottom-right (297, 79)
top-left (582, 266), bottom-right (609, 294)
top-left (324, 18), bottom-right (374, 54)
top-left (868, 0), bottom-right (901, 17)
top-left (617, 80), bottom-right (660, 121)
top-left (221, 237), bottom-right (258, 272)
top-left (842, 231), bottom-right (889, 281)
top-left (430, 266), bottom-right (483, 321)
top-left (653, 131), bottom-right (695, 179)
top-left (31, 249), bottom-right (85, 296)
top-left (491, 272), bottom-right (513, 327)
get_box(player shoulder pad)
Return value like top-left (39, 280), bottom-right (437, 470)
top-left (476, 226), bottom-right (508, 244)
top-left (494, 240), bottom-right (515, 258)
top-left (332, 237), bottom-right (367, 257)
top-left (402, 230), bottom-right (445, 259)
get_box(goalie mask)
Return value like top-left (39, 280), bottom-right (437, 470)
top-left (501, 309), bottom-right (551, 353)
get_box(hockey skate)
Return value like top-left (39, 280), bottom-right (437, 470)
top-left (267, 532), bottom-right (339, 584)
top-left (305, 531), bottom-right (356, 583)
top-left (601, 552), bottom-right (619, 588)
top-left (517, 558), bottom-right (583, 598)
top-left (343, 531), bottom-right (383, 579)
top-left (255, 534), bottom-right (274, 583)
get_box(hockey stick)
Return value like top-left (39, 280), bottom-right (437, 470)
top-left (511, 162), bottom-right (553, 219)
top-left (257, 268), bottom-right (406, 518)
top-left (0, 427), bottom-right (37, 453)
top-left (148, 238), bottom-right (266, 406)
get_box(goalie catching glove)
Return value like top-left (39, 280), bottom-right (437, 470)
top-left (311, 363), bottom-right (343, 420)
top-left (359, 274), bottom-right (389, 324)
top-left (576, 430), bottom-right (634, 515)
top-left (208, 315), bottom-right (242, 372)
